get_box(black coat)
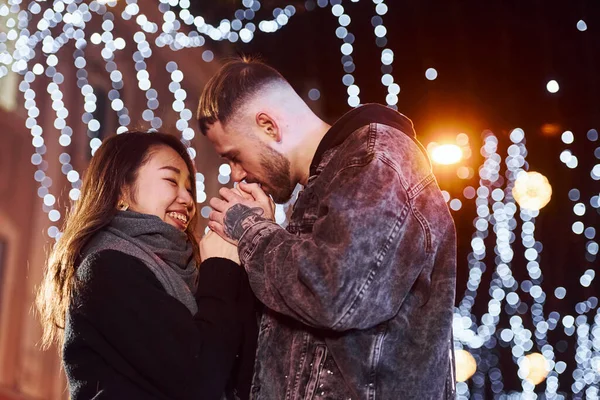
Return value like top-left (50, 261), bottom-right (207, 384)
top-left (63, 249), bottom-right (258, 400)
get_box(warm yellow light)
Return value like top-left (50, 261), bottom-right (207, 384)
top-left (512, 171), bottom-right (552, 211)
top-left (457, 166), bottom-right (474, 180)
top-left (430, 144), bottom-right (463, 165)
top-left (523, 353), bottom-right (550, 385)
top-left (541, 123), bottom-right (561, 137)
top-left (455, 349), bottom-right (477, 382)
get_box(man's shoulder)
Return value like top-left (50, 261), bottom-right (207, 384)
top-left (330, 121), bottom-right (413, 166)
top-left (325, 122), bottom-right (432, 188)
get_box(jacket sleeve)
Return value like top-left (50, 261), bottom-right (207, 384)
top-left (238, 157), bottom-right (432, 332)
top-left (68, 250), bottom-right (244, 400)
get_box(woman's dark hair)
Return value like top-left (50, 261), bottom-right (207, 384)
top-left (36, 131), bottom-right (200, 350)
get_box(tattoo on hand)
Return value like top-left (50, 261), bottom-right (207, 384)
top-left (224, 204), bottom-right (265, 240)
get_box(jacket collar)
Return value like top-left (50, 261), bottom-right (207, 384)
top-left (309, 104), bottom-right (418, 177)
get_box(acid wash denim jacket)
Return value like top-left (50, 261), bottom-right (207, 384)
top-left (238, 104), bottom-right (457, 400)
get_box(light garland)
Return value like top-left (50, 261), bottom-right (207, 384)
top-left (371, 0), bottom-right (399, 109)
top-left (330, 2), bottom-right (360, 107)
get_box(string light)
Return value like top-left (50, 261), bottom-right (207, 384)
top-left (129, 7), bottom-right (161, 133)
top-left (13, 0), bottom-right (93, 240)
top-left (331, 2), bottom-right (359, 107)
top-left (3, 0), bottom-right (303, 249)
top-left (154, 0), bottom-right (296, 48)
top-left (371, 0), bottom-right (399, 109)
top-left (452, 129), bottom-right (573, 398)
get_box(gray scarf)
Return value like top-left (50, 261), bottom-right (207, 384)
top-left (82, 210), bottom-right (198, 315)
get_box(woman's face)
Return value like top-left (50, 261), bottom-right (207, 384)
top-left (124, 145), bottom-right (196, 231)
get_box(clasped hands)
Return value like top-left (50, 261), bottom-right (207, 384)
top-left (208, 182), bottom-right (275, 245)
top-left (200, 182), bottom-right (274, 263)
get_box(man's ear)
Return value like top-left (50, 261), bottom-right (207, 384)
top-left (256, 112), bottom-right (281, 143)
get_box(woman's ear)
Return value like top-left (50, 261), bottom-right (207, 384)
top-left (118, 186), bottom-right (132, 210)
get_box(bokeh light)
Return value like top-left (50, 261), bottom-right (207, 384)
top-left (455, 349), bottom-right (477, 382)
top-left (430, 143), bottom-right (463, 165)
top-left (513, 171), bottom-right (552, 211)
top-left (425, 67), bottom-right (438, 80)
top-left (546, 80), bottom-right (560, 93)
top-left (521, 353), bottom-right (550, 385)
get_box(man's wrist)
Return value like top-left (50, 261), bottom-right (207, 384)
top-left (224, 204), bottom-right (266, 240)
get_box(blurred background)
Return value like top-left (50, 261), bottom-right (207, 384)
top-left (0, 0), bottom-right (599, 398)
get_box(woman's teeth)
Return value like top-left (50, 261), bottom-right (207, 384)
top-left (168, 212), bottom-right (188, 225)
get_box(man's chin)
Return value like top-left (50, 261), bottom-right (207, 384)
top-left (246, 181), bottom-right (293, 204)
top-left (271, 189), bottom-right (294, 205)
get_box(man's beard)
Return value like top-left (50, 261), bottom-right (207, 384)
top-left (256, 143), bottom-right (294, 204)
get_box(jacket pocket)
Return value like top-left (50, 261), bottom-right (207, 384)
top-left (303, 345), bottom-right (327, 399)
top-left (249, 314), bottom-right (274, 398)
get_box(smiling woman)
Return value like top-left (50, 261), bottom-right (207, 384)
top-left (36, 131), bottom-right (257, 400)
top-left (119, 145), bottom-right (196, 232)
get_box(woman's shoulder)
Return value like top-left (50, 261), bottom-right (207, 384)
top-left (76, 249), bottom-right (158, 288)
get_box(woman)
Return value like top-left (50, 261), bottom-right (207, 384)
top-left (36, 131), bottom-right (257, 399)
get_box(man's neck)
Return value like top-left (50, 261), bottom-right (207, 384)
top-left (295, 119), bottom-right (330, 186)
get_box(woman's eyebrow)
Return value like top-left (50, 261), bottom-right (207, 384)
top-left (159, 166), bottom-right (181, 174)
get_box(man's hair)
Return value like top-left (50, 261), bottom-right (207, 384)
top-left (196, 57), bottom-right (286, 135)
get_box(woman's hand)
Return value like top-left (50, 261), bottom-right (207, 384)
top-left (200, 230), bottom-right (240, 264)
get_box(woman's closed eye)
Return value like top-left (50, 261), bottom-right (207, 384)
top-left (166, 178), bottom-right (193, 195)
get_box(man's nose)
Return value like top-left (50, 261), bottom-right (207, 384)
top-left (230, 163), bottom-right (247, 182)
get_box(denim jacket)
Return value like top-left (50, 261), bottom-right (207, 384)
top-left (238, 104), bottom-right (457, 400)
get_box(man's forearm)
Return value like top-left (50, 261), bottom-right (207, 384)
top-left (223, 204), bottom-right (267, 241)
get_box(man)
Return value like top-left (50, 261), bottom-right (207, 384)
top-left (197, 58), bottom-right (457, 399)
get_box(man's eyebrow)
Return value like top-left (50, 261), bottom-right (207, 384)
top-left (159, 166), bottom-right (181, 174)
top-left (220, 151), bottom-right (237, 160)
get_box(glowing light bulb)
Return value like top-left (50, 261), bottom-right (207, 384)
top-left (430, 144), bottom-right (463, 165)
top-left (455, 349), bottom-right (477, 382)
top-left (523, 353), bottom-right (550, 385)
top-left (546, 80), bottom-right (559, 93)
top-left (512, 171), bottom-right (552, 211)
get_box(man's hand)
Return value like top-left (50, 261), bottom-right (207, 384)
top-left (237, 182), bottom-right (275, 221)
top-left (208, 184), bottom-right (274, 244)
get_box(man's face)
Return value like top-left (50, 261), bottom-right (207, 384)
top-left (206, 121), bottom-right (295, 204)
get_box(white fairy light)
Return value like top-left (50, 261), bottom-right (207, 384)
top-left (371, 0), bottom-right (399, 109)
